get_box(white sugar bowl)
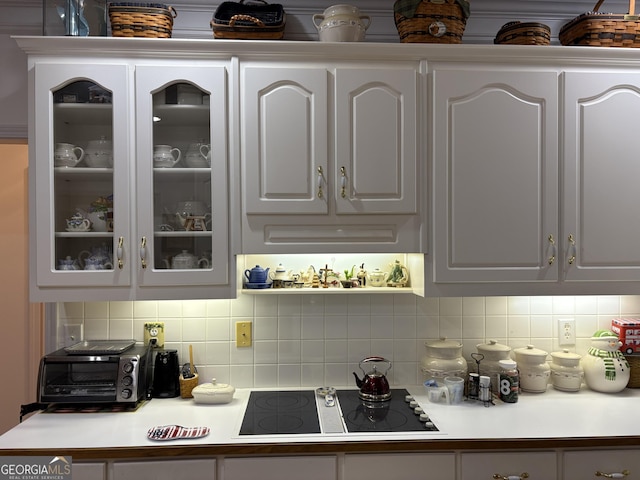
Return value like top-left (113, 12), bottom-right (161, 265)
top-left (550, 349), bottom-right (583, 392)
top-left (514, 344), bottom-right (550, 393)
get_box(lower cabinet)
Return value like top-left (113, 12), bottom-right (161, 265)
top-left (563, 449), bottom-right (640, 480)
top-left (344, 453), bottom-right (455, 480)
top-left (223, 456), bottom-right (336, 480)
top-left (111, 459), bottom-right (216, 480)
top-left (72, 462), bottom-right (106, 480)
top-left (460, 451), bottom-right (557, 480)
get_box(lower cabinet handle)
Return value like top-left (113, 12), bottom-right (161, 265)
top-left (493, 474), bottom-right (529, 480)
top-left (140, 237), bottom-right (147, 269)
top-left (117, 236), bottom-right (124, 269)
top-left (596, 470), bottom-right (630, 479)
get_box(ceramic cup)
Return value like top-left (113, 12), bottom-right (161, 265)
top-left (55, 143), bottom-right (85, 167)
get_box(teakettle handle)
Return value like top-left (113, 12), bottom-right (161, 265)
top-left (359, 356), bottom-right (392, 371)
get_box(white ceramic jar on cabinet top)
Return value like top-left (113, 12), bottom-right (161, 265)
top-left (312, 4), bottom-right (371, 42)
top-left (514, 344), bottom-right (550, 393)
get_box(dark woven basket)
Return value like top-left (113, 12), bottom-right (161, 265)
top-left (108, 2), bottom-right (176, 38)
top-left (394, 0), bottom-right (470, 44)
top-left (211, 0), bottom-right (285, 39)
top-left (494, 21), bottom-right (551, 45)
top-left (559, 0), bottom-right (640, 47)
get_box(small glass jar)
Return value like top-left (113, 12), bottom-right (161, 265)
top-left (497, 359), bottom-right (519, 403)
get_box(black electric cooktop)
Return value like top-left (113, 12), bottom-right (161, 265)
top-left (240, 390), bottom-right (321, 435)
top-left (239, 389), bottom-right (439, 435)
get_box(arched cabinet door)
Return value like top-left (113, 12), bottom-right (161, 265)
top-left (563, 71), bottom-right (640, 282)
top-left (32, 63), bottom-right (132, 290)
top-left (432, 68), bottom-right (559, 283)
top-left (134, 65), bottom-right (229, 289)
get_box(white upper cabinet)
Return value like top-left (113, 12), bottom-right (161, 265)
top-left (240, 62), bottom-right (421, 254)
top-left (563, 71), bottom-right (640, 282)
top-left (431, 67), bottom-right (559, 284)
top-left (28, 55), bottom-right (234, 302)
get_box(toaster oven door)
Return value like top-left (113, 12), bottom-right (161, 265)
top-left (38, 357), bottom-right (120, 403)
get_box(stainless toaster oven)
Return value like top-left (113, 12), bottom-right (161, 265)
top-left (37, 341), bottom-right (151, 405)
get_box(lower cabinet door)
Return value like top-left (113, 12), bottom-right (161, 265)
top-left (72, 462), bottom-right (106, 480)
top-left (344, 453), bottom-right (455, 480)
top-left (112, 459), bottom-right (215, 480)
top-left (460, 451), bottom-right (557, 480)
top-left (563, 449), bottom-right (640, 480)
top-left (223, 456), bottom-right (336, 480)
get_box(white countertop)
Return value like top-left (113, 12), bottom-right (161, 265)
top-left (1, 385), bottom-right (639, 452)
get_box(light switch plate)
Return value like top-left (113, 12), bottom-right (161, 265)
top-left (236, 321), bottom-right (252, 347)
top-left (144, 322), bottom-right (165, 348)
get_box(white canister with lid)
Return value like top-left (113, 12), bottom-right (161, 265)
top-left (312, 5), bottom-right (372, 42)
top-left (514, 344), bottom-right (551, 393)
top-left (550, 349), bottom-right (583, 392)
top-left (421, 337), bottom-right (467, 383)
top-left (475, 340), bottom-right (511, 392)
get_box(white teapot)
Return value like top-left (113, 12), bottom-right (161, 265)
top-left (368, 268), bottom-right (387, 287)
top-left (164, 250), bottom-right (210, 269)
top-left (269, 263), bottom-right (292, 281)
top-left (65, 212), bottom-right (91, 232)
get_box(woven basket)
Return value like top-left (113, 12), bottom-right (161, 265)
top-left (211, 0), bottom-right (285, 40)
top-left (393, 0), bottom-right (470, 44)
top-left (179, 373), bottom-right (199, 398)
top-left (494, 21), bottom-right (551, 45)
top-left (625, 355), bottom-right (640, 387)
top-left (108, 2), bottom-right (176, 38)
top-left (559, 0), bottom-right (640, 47)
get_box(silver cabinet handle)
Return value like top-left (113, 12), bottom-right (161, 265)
top-left (317, 166), bottom-right (324, 199)
top-left (547, 234), bottom-right (556, 265)
top-left (493, 474), bottom-right (529, 480)
top-left (340, 166), bottom-right (347, 198)
top-left (568, 233), bottom-right (576, 265)
top-left (117, 236), bottom-right (124, 269)
top-left (596, 470), bottom-right (630, 479)
top-left (140, 237), bottom-right (147, 269)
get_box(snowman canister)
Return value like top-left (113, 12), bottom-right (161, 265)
top-left (582, 329), bottom-right (630, 393)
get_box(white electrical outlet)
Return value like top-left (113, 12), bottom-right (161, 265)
top-left (558, 318), bottom-right (576, 346)
top-left (144, 322), bottom-right (165, 348)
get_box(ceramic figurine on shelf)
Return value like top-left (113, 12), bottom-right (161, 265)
top-left (582, 329), bottom-right (630, 393)
top-left (386, 259), bottom-right (409, 287)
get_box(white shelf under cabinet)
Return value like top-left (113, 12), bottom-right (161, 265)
top-left (241, 286), bottom-right (416, 295)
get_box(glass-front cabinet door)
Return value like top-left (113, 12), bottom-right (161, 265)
top-left (33, 63), bottom-right (131, 288)
top-left (134, 66), bottom-right (229, 288)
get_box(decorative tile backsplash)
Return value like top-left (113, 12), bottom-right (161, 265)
top-left (55, 295), bottom-right (640, 388)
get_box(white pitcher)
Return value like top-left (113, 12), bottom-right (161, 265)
top-left (313, 5), bottom-right (371, 42)
top-left (153, 145), bottom-right (181, 168)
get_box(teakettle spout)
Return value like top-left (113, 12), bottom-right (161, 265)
top-left (352, 371), bottom-right (363, 388)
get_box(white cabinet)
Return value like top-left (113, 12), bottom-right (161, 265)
top-left (432, 67), bottom-right (559, 284)
top-left (240, 63), bottom-right (422, 254)
top-left (72, 462), bottom-right (106, 480)
top-left (460, 451), bottom-right (557, 480)
top-left (562, 71), bottom-right (640, 283)
top-left (223, 456), bottom-right (336, 480)
top-left (344, 453), bottom-right (455, 480)
top-left (112, 459), bottom-right (215, 480)
top-left (28, 60), bottom-right (234, 302)
top-left (563, 449), bottom-right (640, 480)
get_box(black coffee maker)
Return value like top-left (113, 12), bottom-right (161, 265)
top-left (152, 350), bottom-right (180, 398)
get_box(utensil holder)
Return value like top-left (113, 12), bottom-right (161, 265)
top-left (179, 373), bottom-right (199, 398)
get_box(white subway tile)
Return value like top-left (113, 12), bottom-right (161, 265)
top-left (254, 364), bottom-right (278, 387)
top-left (254, 316), bottom-right (278, 340)
top-left (301, 315), bottom-right (325, 339)
top-left (254, 340), bottom-right (278, 364)
top-left (278, 315), bottom-right (301, 340)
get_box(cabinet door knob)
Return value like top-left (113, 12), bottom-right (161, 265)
top-left (493, 474), bottom-right (529, 480)
top-left (595, 470), bottom-right (630, 479)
